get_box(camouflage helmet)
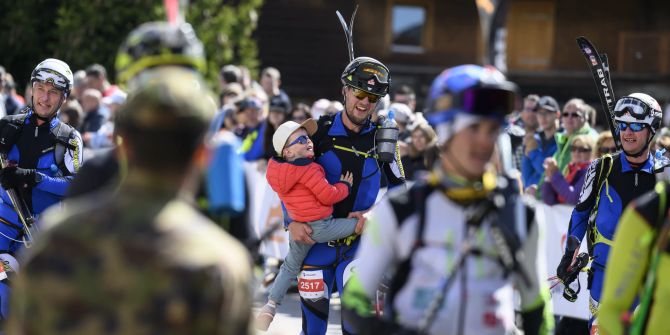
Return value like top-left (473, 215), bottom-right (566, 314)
top-left (115, 22), bottom-right (206, 88)
top-left (115, 68), bottom-right (216, 170)
top-left (341, 56), bottom-right (391, 97)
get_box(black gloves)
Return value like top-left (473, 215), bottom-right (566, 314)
top-left (556, 251), bottom-right (574, 282)
top-left (556, 236), bottom-right (588, 287)
top-left (0, 167), bottom-right (39, 189)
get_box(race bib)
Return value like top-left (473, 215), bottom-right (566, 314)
top-left (0, 254), bottom-right (18, 274)
top-left (298, 270), bottom-right (327, 300)
top-left (0, 253), bottom-right (19, 281)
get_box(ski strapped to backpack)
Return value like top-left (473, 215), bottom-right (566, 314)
top-left (575, 37), bottom-right (621, 151)
top-left (587, 154), bottom-right (615, 255)
top-left (550, 154), bottom-right (615, 300)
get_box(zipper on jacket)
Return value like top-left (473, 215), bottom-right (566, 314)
top-left (635, 172), bottom-right (638, 187)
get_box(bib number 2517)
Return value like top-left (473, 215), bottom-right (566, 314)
top-left (298, 270), bottom-right (327, 300)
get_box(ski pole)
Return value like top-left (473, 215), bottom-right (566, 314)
top-left (0, 154), bottom-right (36, 247)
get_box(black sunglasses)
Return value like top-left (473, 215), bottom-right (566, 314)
top-left (570, 146), bottom-right (592, 153)
top-left (598, 146), bottom-right (617, 154)
top-left (562, 112), bottom-right (582, 118)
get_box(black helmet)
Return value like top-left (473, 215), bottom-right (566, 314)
top-left (341, 56), bottom-right (390, 97)
top-left (116, 21), bottom-right (206, 87)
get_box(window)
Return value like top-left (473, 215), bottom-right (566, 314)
top-left (391, 4), bottom-right (427, 53)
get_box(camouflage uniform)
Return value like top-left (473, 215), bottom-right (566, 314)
top-left (8, 69), bottom-right (254, 335)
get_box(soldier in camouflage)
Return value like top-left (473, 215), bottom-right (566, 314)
top-left (7, 69), bottom-right (254, 335)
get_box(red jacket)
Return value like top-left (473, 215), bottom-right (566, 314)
top-left (266, 157), bottom-right (350, 222)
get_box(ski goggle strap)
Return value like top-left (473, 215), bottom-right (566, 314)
top-left (428, 87), bottom-right (516, 125)
top-left (614, 97), bottom-right (654, 120)
top-left (351, 63), bottom-right (389, 84)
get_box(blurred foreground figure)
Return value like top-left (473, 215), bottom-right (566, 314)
top-left (598, 180), bottom-right (670, 335)
top-left (7, 69), bottom-right (253, 335)
top-left (342, 65), bottom-right (553, 335)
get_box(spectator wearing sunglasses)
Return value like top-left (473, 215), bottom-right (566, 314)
top-left (541, 135), bottom-right (595, 205)
top-left (257, 119), bottom-right (359, 330)
top-left (553, 98), bottom-right (599, 175)
top-left (556, 93), bottom-right (668, 334)
top-left (595, 131), bottom-right (617, 157)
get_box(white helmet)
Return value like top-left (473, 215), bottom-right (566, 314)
top-left (30, 58), bottom-right (74, 97)
top-left (614, 93), bottom-right (662, 133)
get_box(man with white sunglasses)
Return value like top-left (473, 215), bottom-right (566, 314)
top-left (556, 93), bottom-right (667, 334)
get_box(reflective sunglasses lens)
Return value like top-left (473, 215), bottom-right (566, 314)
top-left (618, 122), bottom-right (646, 132)
top-left (357, 64), bottom-right (389, 84)
top-left (353, 88), bottom-right (379, 103)
top-left (288, 135), bottom-right (309, 147)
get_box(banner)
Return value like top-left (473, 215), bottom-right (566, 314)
top-left (244, 162), bottom-right (289, 259)
top-left (536, 203), bottom-right (589, 320)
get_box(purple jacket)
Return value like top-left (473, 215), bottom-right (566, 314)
top-left (542, 166), bottom-right (589, 205)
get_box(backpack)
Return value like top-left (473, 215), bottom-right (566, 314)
top-left (384, 175), bottom-right (531, 319)
top-left (2, 110), bottom-right (76, 176)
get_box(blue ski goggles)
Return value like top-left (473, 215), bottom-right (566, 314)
top-left (617, 122), bottom-right (648, 132)
top-left (614, 97), bottom-right (654, 120)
